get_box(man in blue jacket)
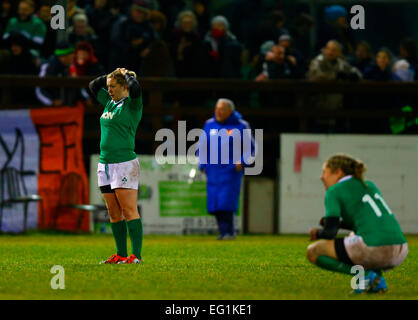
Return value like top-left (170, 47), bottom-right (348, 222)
top-left (198, 98), bottom-right (255, 240)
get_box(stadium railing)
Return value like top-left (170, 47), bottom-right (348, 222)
top-left (1, 75), bottom-right (417, 175)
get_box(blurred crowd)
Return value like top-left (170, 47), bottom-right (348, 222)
top-left (0, 0), bottom-right (417, 107)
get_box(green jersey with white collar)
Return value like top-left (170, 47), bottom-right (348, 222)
top-left (92, 76), bottom-right (143, 164)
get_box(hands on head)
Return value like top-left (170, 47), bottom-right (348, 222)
top-left (115, 67), bottom-right (137, 79)
top-left (116, 67), bottom-right (128, 76)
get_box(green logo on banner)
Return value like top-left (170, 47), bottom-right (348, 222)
top-left (158, 181), bottom-right (241, 217)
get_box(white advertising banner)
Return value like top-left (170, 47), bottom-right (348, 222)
top-left (90, 155), bottom-right (243, 234)
top-left (280, 134), bottom-right (418, 234)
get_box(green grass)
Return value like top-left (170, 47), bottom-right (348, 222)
top-left (0, 233), bottom-right (417, 300)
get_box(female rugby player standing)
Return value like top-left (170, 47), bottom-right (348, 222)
top-left (89, 68), bottom-right (143, 264)
top-left (307, 154), bottom-right (408, 293)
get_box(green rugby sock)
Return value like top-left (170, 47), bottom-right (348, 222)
top-left (111, 220), bottom-right (128, 257)
top-left (316, 255), bottom-right (353, 275)
top-left (127, 218), bottom-right (143, 259)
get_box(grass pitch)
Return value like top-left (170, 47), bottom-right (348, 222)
top-left (0, 233), bottom-right (417, 300)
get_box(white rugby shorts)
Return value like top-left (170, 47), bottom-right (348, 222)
top-left (344, 234), bottom-right (408, 270)
top-left (97, 158), bottom-right (140, 190)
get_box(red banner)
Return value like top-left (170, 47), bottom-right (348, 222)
top-left (30, 103), bottom-right (90, 232)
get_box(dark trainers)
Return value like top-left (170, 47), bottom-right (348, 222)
top-left (99, 254), bottom-right (128, 264)
top-left (120, 254), bottom-right (142, 264)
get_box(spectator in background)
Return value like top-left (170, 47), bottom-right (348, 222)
top-left (317, 5), bottom-right (354, 55)
top-left (249, 10), bottom-right (289, 59)
top-left (109, 0), bottom-right (123, 16)
top-left (392, 59), bottom-right (415, 82)
top-left (204, 15), bottom-right (243, 78)
top-left (36, 42), bottom-right (82, 107)
top-left (67, 13), bottom-right (98, 49)
top-left (0, 31), bottom-right (39, 104)
top-left (192, 0), bottom-right (210, 38)
top-left (140, 9), bottom-right (172, 77)
top-left (278, 34), bottom-right (306, 78)
top-left (348, 41), bottom-right (374, 75)
top-left (363, 48), bottom-right (400, 81)
top-left (2, 0), bottom-right (46, 53)
top-left (70, 41), bottom-right (104, 77)
top-left (198, 98), bottom-right (255, 240)
top-left (308, 40), bottom-right (362, 132)
top-left (149, 9), bottom-right (168, 40)
top-left (255, 44), bottom-right (296, 81)
top-left (288, 13), bottom-right (315, 60)
top-left (86, 0), bottom-right (118, 71)
top-left (67, 0), bottom-right (86, 26)
top-left (108, 0), bottom-right (155, 73)
top-left (1, 31), bottom-right (39, 74)
top-left (37, 2), bottom-right (57, 61)
top-left (399, 38), bottom-right (418, 80)
top-left (170, 10), bottom-right (208, 78)
top-left (251, 40), bottom-right (275, 77)
top-left (158, 0), bottom-right (187, 31)
top-left (308, 40), bottom-right (361, 82)
top-left (0, 0), bottom-right (14, 36)
top-left (69, 41), bottom-right (104, 105)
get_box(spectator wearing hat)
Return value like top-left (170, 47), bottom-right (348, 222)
top-left (36, 42), bottom-right (82, 107)
top-left (70, 41), bottom-right (104, 77)
top-left (2, 0), bottom-right (46, 52)
top-left (203, 15), bottom-right (243, 78)
top-left (108, 0), bottom-right (156, 73)
top-left (317, 5), bottom-right (354, 55)
top-left (69, 41), bottom-right (104, 105)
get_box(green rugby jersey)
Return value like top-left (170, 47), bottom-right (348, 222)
top-left (97, 88), bottom-right (143, 164)
top-left (4, 16), bottom-right (46, 45)
top-left (324, 176), bottom-right (406, 246)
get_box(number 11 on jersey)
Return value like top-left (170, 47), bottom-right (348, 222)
top-left (362, 193), bottom-right (393, 217)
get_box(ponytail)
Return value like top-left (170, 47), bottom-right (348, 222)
top-left (326, 153), bottom-right (367, 187)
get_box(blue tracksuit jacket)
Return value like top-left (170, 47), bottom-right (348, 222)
top-left (198, 111), bottom-right (255, 213)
